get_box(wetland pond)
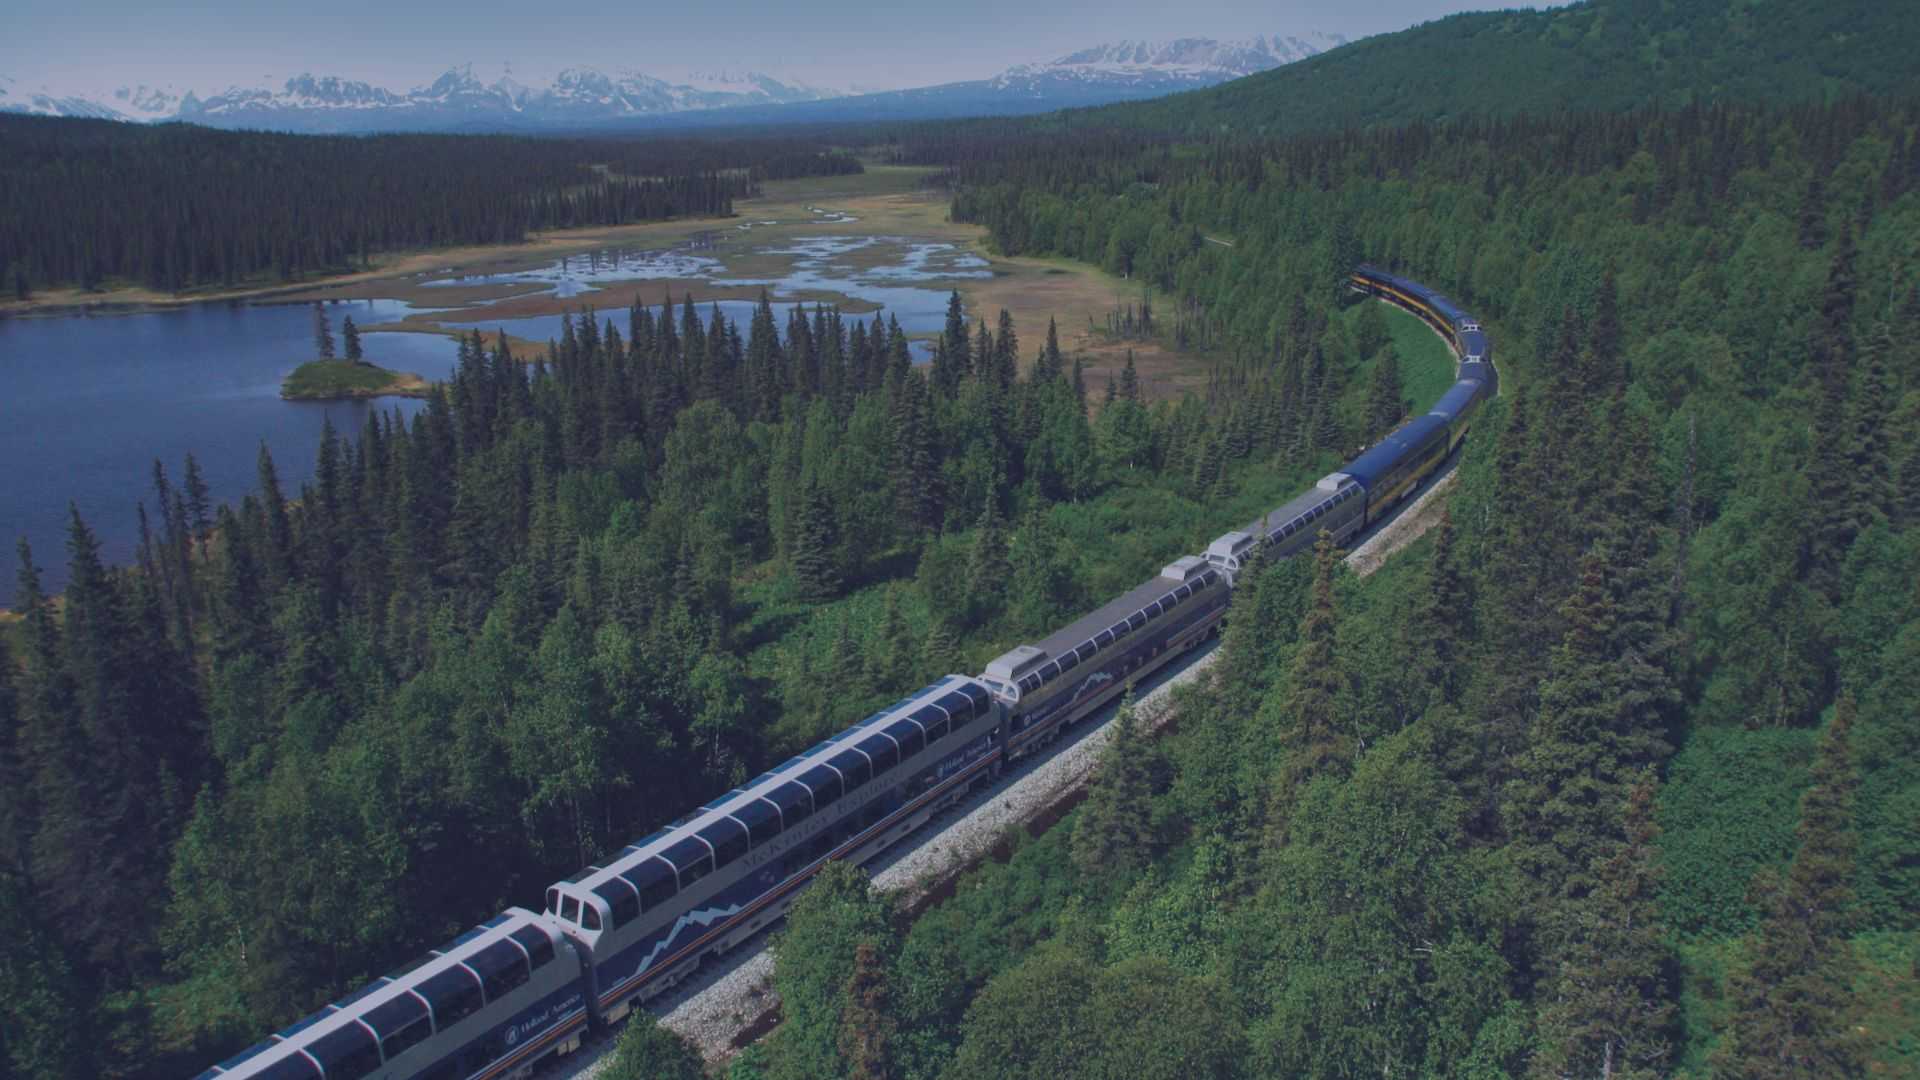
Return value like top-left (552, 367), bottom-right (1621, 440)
top-left (0, 233), bottom-right (989, 603)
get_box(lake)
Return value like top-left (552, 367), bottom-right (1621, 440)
top-left (0, 235), bottom-right (985, 604)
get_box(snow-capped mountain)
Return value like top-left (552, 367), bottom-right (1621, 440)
top-left (988, 35), bottom-right (1348, 95)
top-left (0, 33), bottom-right (1345, 133)
top-left (0, 64), bottom-right (844, 133)
top-left (642, 32), bottom-right (1350, 127)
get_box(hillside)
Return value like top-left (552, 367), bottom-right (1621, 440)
top-left (1072, 0), bottom-right (1920, 136)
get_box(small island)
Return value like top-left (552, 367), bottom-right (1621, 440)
top-left (281, 359), bottom-right (432, 400)
top-left (282, 306), bottom-right (434, 400)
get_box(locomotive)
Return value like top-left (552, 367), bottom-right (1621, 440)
top-left (193, 266), bottom-right (1493, 1080)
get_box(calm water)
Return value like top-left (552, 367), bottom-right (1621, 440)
top-left (0, 299), bottom-right (455, 605)
top-left (0, 236), bottom-right (984, 605)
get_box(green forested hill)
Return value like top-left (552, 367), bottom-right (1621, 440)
top-left (1071, 0), bottom-right (1920, 136)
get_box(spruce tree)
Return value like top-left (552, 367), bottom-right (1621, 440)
top-left (1119, 350), bottom-right (1141, 402)
top-left (1364, 344), bottom-right (1404, 440)
top-left (1805, 227), bottom-right (1860, 602)
top-left (312, 302), bottom-right (334, 359)
top-left (1413, 507), bottom-right (1469, 709)
top-left (792, 479), bottom-right (842, 602)
top-left (182, 452), bottom-right (212, 538)
top-left (921, 617), bottom-right (960, 679)
top-left (1265, 534), bottom-right (1347, 850)
top-left (1071, 692), bottom-right (1153, 877)
top-left (965, 498), bottom-right (1010, 627)
top-left (838, 941), bottom-right (898, 1080)
top-left (865, 585), bottom-right (911, 692)
top-left (1505, 554), bottom-right (1636, 913)
top-left (1847, 321), bottom-right (1896, 524)
top-left (342, 315), bottom-right (363, 362)
top-left (1529, 773), bottom-right (1676, 1080)
top-left (1713, 694), bottom-right (1866, 1079)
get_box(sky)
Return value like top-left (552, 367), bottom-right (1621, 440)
top-left (2, 0), bottom-right (1497, 96)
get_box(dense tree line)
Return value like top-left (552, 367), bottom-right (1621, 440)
top-left (0, 116), bottom-right (860, 294)
top-left (731, 92), bottom-right (1920, 1080)
top-left (0, 242), bottom-right (1419, 1074)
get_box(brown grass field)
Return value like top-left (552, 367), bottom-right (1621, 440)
top-left (4, 165), bottom-right (1207, 399)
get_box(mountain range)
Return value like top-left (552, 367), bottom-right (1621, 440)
top-left (0, 35), bottom-right (1345, 133)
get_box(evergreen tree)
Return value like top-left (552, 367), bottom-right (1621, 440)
top-left (312, 302), bottom-right (334, 359)
top-left (600, 1012), bottom-right (703, 1080)
top-left (965, 497), bottom-right (1010, 627)
top-left (1713, 694), bottom-right (1867, 1079)
top-left (1529, 773), bottom-right (1676, 1080)
top-left (1265, 534), bottom-right (1347, 848)
top-left (1119, 349), bottom-right (1141, 402)
top-left (838, 940), bottom-right (897, 1080)
top-left (791, 479), bottom-right (842, 602)
top-left (182, 452), bottom-right (212, 538)
top-left (1071, 693), bottom-right (1154, 877)
top-left (1364, 344), bottom-right (1404, 440)
top-left (1414, 506), bottom-right (1469, 709)
top-left (921, 617), bottom-right (960, 679)
top-left (1846, 321), bottom-right (1896, 525)
top-left (342, 315), bottom-right (363, 362)
top-left (865, 585), bottom-right (912, 692)
top-left (1504, 553), bottom-right (1657, 925)
top-left (1805, 227), bottom-right (1860, 602)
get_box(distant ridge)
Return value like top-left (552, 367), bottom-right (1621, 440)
top-left (0, 64), bottom-right (843, 133)
top-left (0, 32), bottom-right (1346, 133)
top-left (1071, 0), bottom-right (1920, 136)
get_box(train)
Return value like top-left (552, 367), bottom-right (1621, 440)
top-left (192, 266), bottom-right (1494, 1080)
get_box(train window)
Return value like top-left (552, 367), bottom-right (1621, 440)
top-left (307, 1026), bottom-right (382, 1080)
top-left (799, 764), bottom-right (843, 807)
top-left (381, 1014), bottom-right (432, 1061)
top-left (828, 749), bottom-right (871, 791)
top-left (885, 720), bottom-right (925, 760)
top-left (767, 782), bottom-right (813, 827)
top-left (632, 860), bottom-right (677, 910)
top-left (918, 709), bottom-right (949, 743)
top-left (418, 967), bottom-right (484, 1028)
top-left (509, 926), bottom-right (555, 971)
top-left (1038, 660), bottom-right (1061, 682)
top-left (583, 905), bottom-right (601, 931)
top-left (1056, 650), bottom-right (1079, 674)
top-left (594, 880), bottom-right (639, 929)
top-left (1143, 600), bottom-right (1162, 619)
top-left (545, 888), bottom-right (560, 915)
top-left (733, 801), bottom-right (782, 848)
top-left (1109, 621), bottom-right (1131, 640)
top-left (857, 734), bottom-right (899, 775)
top-left (697, 819), bottom-right (748, 870)
top-left (561, 896), bottom-right (580, 923)
top-left (677, 851), bottom-right (715, 888)
top-left (469, 941), bottom-right (531, 1000)
top-left (1127, 612), bottom-right (1147, 632)
top-left (363, 994), bottom-right (430, 1060)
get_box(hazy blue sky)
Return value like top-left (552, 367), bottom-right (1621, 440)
top-left (3, 0), bottom-right (1498, 94)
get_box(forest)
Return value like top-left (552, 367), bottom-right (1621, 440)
top-left (0, 117), bottom-right (860, 294)
top-left (707, 95), bottom-right (1920, 1078)
top-left (1057, 0), bottom-right (1920, 138)
top-left (0, 250), bottom-right (1426, 1074)
top-left (4, 1), bottom-right (1920, 1075)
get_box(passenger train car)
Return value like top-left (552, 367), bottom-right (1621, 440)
top-left (195, 266), bottom-right (1493, 1080)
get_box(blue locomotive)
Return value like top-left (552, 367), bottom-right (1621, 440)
top-left (192, 266), bottom-right (1492, 1080)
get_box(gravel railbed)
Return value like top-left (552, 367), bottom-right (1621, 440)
top-left (1345, 466), bottom-right (1458, 578)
